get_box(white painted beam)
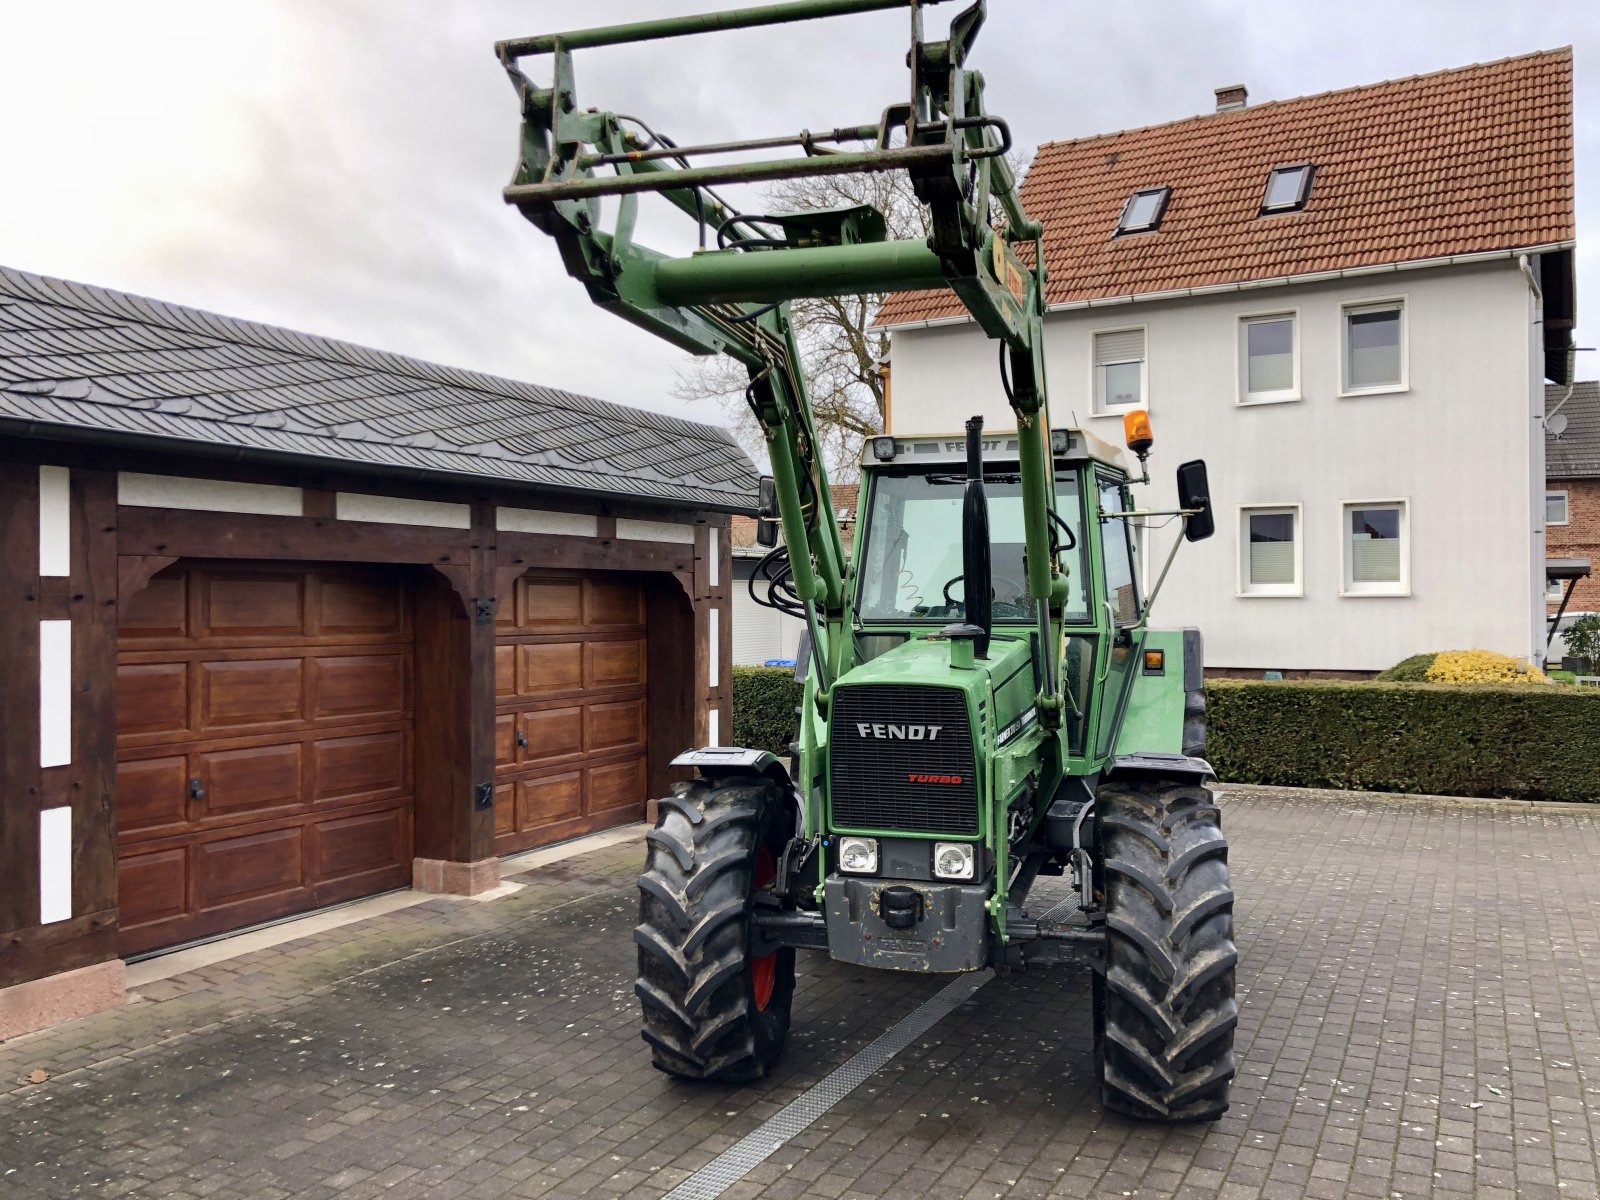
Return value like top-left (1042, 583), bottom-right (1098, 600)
top-left (38, 466), bottom-right (70, 577)
top-left (496, 506), bottom-right (598, 537)
top-left (617, 517), bottom-right (695, 545)
top-left (39, 806), bottom-right (72, 925)
top-left (708, 608), bottom-right (719, 689)
top-left (336, 492), bottom-right (471, 529)
top-left (39, 619), bottom-right (71, 769)
top-left (118, 472), bottom-right (303, 516)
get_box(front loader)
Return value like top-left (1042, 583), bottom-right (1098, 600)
top-left (495, 0), bottom-right (1238, 1120)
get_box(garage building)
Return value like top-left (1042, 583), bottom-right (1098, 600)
top-left (0, 266), bottom-right (753, 1036)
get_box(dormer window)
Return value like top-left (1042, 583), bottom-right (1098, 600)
top-left (1261, 164), bottom-right (1314, 213)
top-left (1116, 187), bottom-right (1171, 235)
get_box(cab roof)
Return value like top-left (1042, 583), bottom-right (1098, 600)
top-left (862, 427), bottom-right (1129, 473)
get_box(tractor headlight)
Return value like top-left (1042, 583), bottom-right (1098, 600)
top-left (838, 836), bottom-right (878, 875)
top-left (933, 842), bottom-right (975, 881)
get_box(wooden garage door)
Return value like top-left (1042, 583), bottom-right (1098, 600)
top-left (494, 571), bottom-right (648, 853)
top-left (115, 564), bottom-right (414, 955)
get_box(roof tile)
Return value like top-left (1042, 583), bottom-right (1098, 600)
top-left (878, 49), bottom-right (1573, 326)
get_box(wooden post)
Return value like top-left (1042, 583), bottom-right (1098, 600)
top-left (0, 460), bottom-right (124, 1037)
top-left (410, 500), bottom-right (501, 895)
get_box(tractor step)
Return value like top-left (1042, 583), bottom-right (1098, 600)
top-left (1000, 920), bottom-right (1105, 969)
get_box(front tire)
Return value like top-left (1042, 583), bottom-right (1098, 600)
top-left (634, 776), bottom-right (796, 1082)
top-left (1094, 777), bottom-right (1237, 1121)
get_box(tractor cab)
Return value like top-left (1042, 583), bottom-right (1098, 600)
top-left (809, 424), bottom-right (1153, 971)
top-left (845, 425), bottom-right (1139, 752)
top-left (853, 427), bottom-right (1121, 626)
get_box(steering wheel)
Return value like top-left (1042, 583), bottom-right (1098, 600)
top-left (942, 573), bottom-right (1029, 609)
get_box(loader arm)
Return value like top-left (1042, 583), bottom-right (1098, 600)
top-left (495, 0), bottom-right (1066, 715)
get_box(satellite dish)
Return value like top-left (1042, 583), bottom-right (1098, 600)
top-left (1548, 412), bottom-right (1569, 437)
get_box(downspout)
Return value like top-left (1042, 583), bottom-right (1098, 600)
top-left (1518, 253), bottom-right (1542, 304)
top-left (1520, 253), bottom-right (1550, 667)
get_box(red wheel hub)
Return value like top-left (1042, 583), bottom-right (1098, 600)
top-left (751, 846), bottom-right (778, 1012)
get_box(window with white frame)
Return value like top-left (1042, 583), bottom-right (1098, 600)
top-left (1547, 576), bottom-right (1565, 600)
top-left (1239, 506), bottom-right (1301, 596)
top-left (1093, 328), bottom-right (1145, 413)
top-left (1343, 501), bottom-right (1408, 595)
top-left (1547, 490), bottom-right (1569, 525)
top-left (1239, 313), bottom-right (1297, 403)
top-left (1342, 301), bottom-right (1405, 393)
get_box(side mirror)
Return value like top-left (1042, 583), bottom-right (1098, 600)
top-left (1176, 459), bottom-right (1214, 542)
top-left (756, 476), bottom-right (779, 548)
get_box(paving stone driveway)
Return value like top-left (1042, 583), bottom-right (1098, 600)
top-left (3, 787), bottom-right (1600, 1200)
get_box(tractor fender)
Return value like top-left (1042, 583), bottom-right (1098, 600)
top-left (670, 746), bottom-right (796, 794)
top-left (1105, 751), bottom-right (1215, 784)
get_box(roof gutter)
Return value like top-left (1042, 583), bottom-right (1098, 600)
top-left (0, 417), bottom-right (761, 516)
top-left (877, 242), bottom-right (1578, 331)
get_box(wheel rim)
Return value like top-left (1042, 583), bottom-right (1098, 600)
top-left (751, 846), bottom-right (778, 1012)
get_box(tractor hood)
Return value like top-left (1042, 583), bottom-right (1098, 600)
top-left (836, 633), bottom-right (1032, 695)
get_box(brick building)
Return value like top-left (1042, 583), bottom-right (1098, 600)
top-left (1546, 380), bottom-right (1599, 613)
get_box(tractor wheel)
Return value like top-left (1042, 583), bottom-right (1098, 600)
top-left (1093, 776), bottom-right (1237, 1121)
top-left (633, 775), bottom-right (796, 1082)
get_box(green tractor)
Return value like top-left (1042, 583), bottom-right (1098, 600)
top-left (496, 0), bottom-right (1237, 1121)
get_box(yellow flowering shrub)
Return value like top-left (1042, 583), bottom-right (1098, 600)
top-left (1425, 650), bottom-right (1547, 685)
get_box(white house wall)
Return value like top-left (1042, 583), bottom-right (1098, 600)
top-left (888, 262), bottom-right (1538, 671)
top-left (731, 564), bottom-right (806, 666)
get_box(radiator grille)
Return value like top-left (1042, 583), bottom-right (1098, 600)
top-left (829, 685), bottom-right (979, 836)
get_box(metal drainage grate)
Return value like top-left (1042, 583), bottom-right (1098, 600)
top-left (660, 969), bottom-right (994, 1200)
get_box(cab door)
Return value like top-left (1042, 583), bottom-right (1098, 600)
top-left (1091, 472), bottom-right (1145, 761)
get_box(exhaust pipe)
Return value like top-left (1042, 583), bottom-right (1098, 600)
top-left (962, 415), bottom-right (992, 658)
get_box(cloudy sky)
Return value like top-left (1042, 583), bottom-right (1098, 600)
top-left (1, 1), bottom-right (1595, 432)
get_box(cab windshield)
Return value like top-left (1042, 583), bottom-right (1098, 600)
top-left (855, 471), bottom-right (1089, 624)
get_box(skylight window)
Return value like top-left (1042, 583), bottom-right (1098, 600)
top-left (1261, 164), bottom-right (1314, 213)
top-left (1116, 187), bottom-right (1171, 235)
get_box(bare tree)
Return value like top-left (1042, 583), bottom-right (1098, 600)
top-left (674, 154), bottom-right (1031, 476)
top-left (671, 169), bottom-right (932, 478)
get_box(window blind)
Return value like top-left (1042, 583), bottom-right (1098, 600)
top-left (1346, 308), bottom-right (1401, 389)
top-left (1351, 535), bottom-right (1400, 583)
top-left (1094, 329), bottom-right (1144, 366)
top-left (1246, 319), bottom-right (1294, 393)
top-left (1249, 541), bottom-right (1295, 585)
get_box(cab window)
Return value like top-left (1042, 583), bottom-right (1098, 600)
top-left (1097, 473), bottom-right (1142, 624)
top-left (857, 472), bottom-right (1089, 624)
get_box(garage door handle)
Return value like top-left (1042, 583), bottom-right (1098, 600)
top-left (515, 730), bottom-right (528, 748)
top-left (189, 777), bottom-right (206, 800)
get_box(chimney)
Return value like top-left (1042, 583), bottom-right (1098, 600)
top-left (1214, 84), bottom-right (1248, 113)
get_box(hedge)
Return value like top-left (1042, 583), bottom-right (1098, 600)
top-left (733, 667), bottom-right (1600, 802)
top-left (731, 666), bottom-right (803, 754)
top-left (1206, 680), bottom-right (1600, 803)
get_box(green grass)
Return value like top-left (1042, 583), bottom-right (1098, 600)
top-left (1549, 669), bottom-right (1576, 685)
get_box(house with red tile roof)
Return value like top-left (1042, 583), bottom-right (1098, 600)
top-left (876, 50), bottom-right (1576, 674)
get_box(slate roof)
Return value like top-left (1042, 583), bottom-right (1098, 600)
top-left (1547, 381), bottom-right (1600, 479)
top-left (877, 48), bottom-right (1574, 327)
top-left (0, 266), bottom-right (757, 511)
